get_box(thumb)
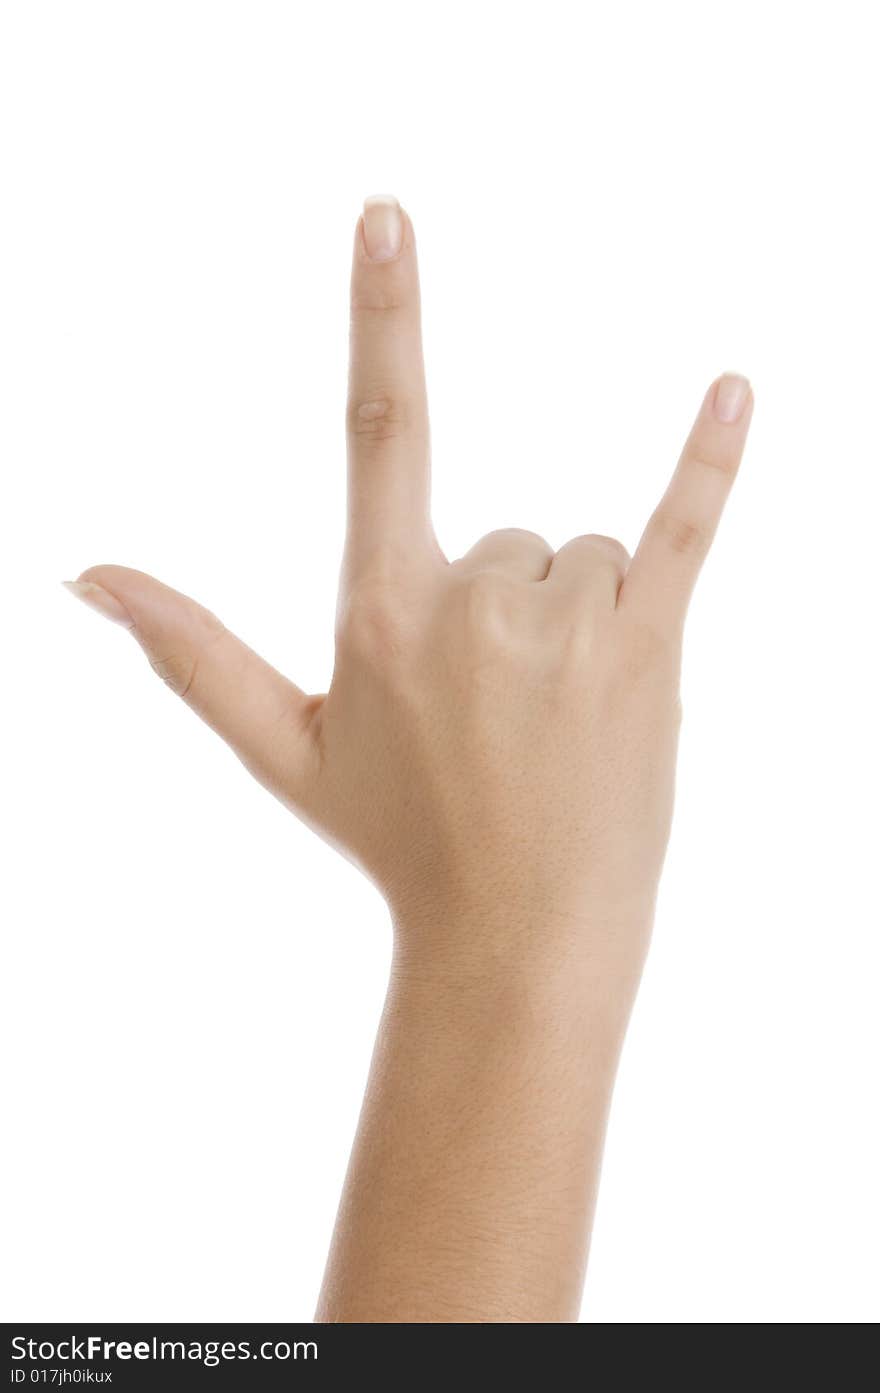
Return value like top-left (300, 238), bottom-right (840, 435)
top-left (65, 565), bottom-right (321, 809)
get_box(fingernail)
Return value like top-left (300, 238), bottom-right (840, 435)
top-left (713, 372), bottom-right (751, 424)
top-left (362, 195), bottom-right (403, 262)
top-left (63, 580), bottom-right (133, 627)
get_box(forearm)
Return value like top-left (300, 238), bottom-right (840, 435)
top-left (315, 914), bottom-right (648, 1323)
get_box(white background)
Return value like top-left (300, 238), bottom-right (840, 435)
top-left (2, 1), bottom-right (878, 1323)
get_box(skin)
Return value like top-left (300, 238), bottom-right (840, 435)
top-left (66, 196), bottom-right (753, 1322)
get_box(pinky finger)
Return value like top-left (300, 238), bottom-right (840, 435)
top-left (620, 373), bottom-right (754, 631)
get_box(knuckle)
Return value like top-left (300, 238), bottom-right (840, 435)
top-left (147, 608), bottom-right (226, 700)
top-left (149, 650), bottom-right (198, 699)
top-left (585, 533), bottom-right (630, 565)
top-left (688, 448), bottom-right (738, 477)
top-left (568, 533), bottom-right (630, 569)
top-left (486, 527), bottom-right (550, 549)
top-left (347, 394), bottom-right (411, 445)
top-left (454, 528), bottom-right (554, 578)
top-left (655, 510), bottom-right (707, 558)
top-left (350, 286), bottom-right (407, 316)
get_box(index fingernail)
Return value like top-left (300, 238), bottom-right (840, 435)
top-left (362, 195), bottom-right (403, 262)
top-left (713, 373), bottom-right (751, 424)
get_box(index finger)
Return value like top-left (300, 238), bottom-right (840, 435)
top-left (620, 373), bottom-right (754, 630)
top-left (344, 196), bottom-right (434, 582)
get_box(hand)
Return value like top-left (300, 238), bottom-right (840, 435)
top-left (66, 196), bottom-right (753, 996)
top-left (67, 195), bottom-right (754, 1322)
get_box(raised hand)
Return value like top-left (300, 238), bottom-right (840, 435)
top-left (66, 197), bottom-right (751, 942)
top-left (66, 196), bottom-right (753, 1321)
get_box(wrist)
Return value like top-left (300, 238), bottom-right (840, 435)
top-left (388, 898), bottom-right (654, 1049)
